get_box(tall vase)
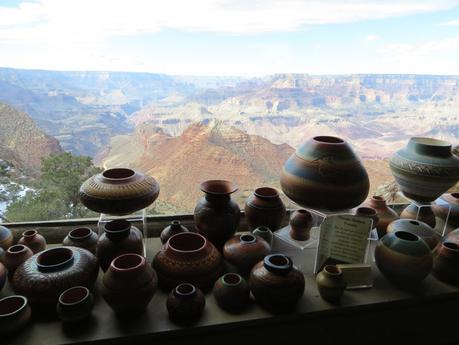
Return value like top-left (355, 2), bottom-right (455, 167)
top-left (364, 196), bottom-right (399, 239)
top-left (244, 187), bottom-right (286, 231)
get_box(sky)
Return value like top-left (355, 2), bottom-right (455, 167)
top-left (2, 0), bottom-right (459, 76)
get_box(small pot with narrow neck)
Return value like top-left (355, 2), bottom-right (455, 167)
top-left (251, 226), bottom-right (273, 246)
top-left (63, 227), bottom-right (99, 254)
top-left (289, 209), bottom-right (313, 241)
top-left (0, 295), bottom-right (31, 335)
top-left (316, 265), bottom-right (347, 304)
top-left (166, 283), bottom-right (205, 324)
top-left (400, 203), bottom-right (436, 228)
top-left (364, 196), bottom-right (399, 239)
top-left (433, 241), bottom-right (459, 285)
top-left (56, 286), bottom-right (94, 322)
top-left (245, 187), bottom-right (286, 231)
top-left (18, 230), bottom-right (46, 254)
top-left (354, 207), bottom-right (379, 230)
top-left (3, 245), bottom-right (33, 277)
top-left (213, 273), bottom-right (250, 312)
top-left (160, 220), bottom-right (190, 245)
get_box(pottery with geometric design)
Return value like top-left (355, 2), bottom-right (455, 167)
top-left (245, 187), bottom-right (286, 231)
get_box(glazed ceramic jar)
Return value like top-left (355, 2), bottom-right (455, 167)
top-left (166, 283), bottom-right (205, 324)
top-left (432, 241), bottom-right (459, 285)
top-left (249, 254), bottom-right (305, 313)
top-left (0, 295), bottom-right (31, 335)
top-left (315, 265), bottom-right (347, 304)
top-left (102, 253), bottom-right (157, 313)
top-left (354, 207), bottom-right (379, 230)
top-left (434, 193), bottom-right (459, 231)
top-left (363, 196), bottom-right (399, 239)
top-left (252, 226), bottom-right (273, 246)
top-left (96, 219), bottom-right (144, 271)
top-left (280, 136), bottom-right (369, 211)
top-left (387, 219), bottom-right (440, 251)
top-left (56, 286), bottom-right (94, 322)
top-left (0, 262), bottom-right (6, 291)
top-left (400, 203), bottom-right (436, 228)
top-left (12, 246), bottom-right (99, 306)
top-left (79, 167), bottom-right (160, 215)
top-left (213, 273), bottom-right (250, 312)
top-left (3, 245), bottom-right (33, 277)
top-left (194, 180), bottom-right (240, 249)
top-left (375, 230), bottom-right (433, 287)
top-left (18, 230), bottom-right (46, 254)
top-left (244, 187), bottom-right (286, 231)
top-left (63, 227), bottom-right (99, 254)
top-left (160, 220), bottom-right (190, 245)
top-left (223, 233), bottom-right (271, 275)
top-left (289, 209), bottom-right (313, 241)
top-left (0, 225), bottom-right (13, 250)
top-left (390, 137), bottom-right (459, 202)
top-left (153, 232), bottom-right (223, 291)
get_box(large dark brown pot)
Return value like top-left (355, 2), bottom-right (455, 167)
top-left (280, 136), bottom-right (369, 210)
top-left (363, 196), bottom-right (399, 239)
top-left (387, 219), bottom-right (440, 251)
top-left (433, 193), bottom-right (459, 231)
top-left (390, 137), bottom-right (459, 202)
top-left (18, 230), bottom-right (46, 254)
top-left (213, 273), bottom-right (250, 312)
top-left (0, 295), bottom-right (31, 335)
top-left (12, 246), bottom-right (99, 306)
top-left (160, 220), bottom-right (190, 245)
top-left (433, 241), bottom-right (459, 285)
top-left (194, 180), bottom-right (240, 248)
top-left (375, 230), bottom-right (433, 287)
top-left (63, 227), bottom-right (99, 254)
top-left (400, 203), bottom-right (436, 228)
top-left (96, 219), bottom-right (143, 271)
top-left (223, 233), bottom-right (271, 275)
top-left (153, 232), bottom-right (223, 291)
top-left (102, 253), bottom-right (157, 314)
top-left (3, 245), bottom-right (33, 277)
top-left (79, 168), bottom-right (160, 215)
top-left (245, 187), bottom-right (286, 231)
top-left (166, 283), bottom-right (205, 324)
top-left (249, 254), bottom-right (305, 313)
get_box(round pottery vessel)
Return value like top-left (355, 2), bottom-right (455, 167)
top-left (249, 254), bottom-right (305, 313)
top-left (245, 187), bottom-right (286, 231)
top-left (251, 226), bottom-right (273, 246)
top-left (400, 203), bottom-right (436, 228)
top-left (289, 209), bottom-right (313, 241)
top-left (0, 226), bottom-right (13, 250)
top-left (18, 230), bottom-right (46, 254)
top-left (160, 220), bottom-right (190, 245)
top-left (213, 273), bottom-right (250, 312)
top-left (363, 196), bottom-right (399, 239)
top-left (433, 193), bottom-right (459, 230)
top-left (3, 245), bottom-right (33, 277)
top-left (354, 207), bottom-right (379, 230)
top-left (194, 180), bottom-right (241, 249)
top-left (0, 262), bottom-right (6, 291)
top-left (96, 219), bottom-right (143, 271)
top-left (56, 286), bottom-right (94, 322)
top-left (12, 246), bottom-right (99, 306)
top-left (166, 283), bottom-right (205, 324)
top-left (387, 219), bottom-right (440, 251)
top-left (153, 232), bottom-right (223, 291)
top-left (316, 265), bottom-right (347, 304)
top-left (63, 227), bottom-right (99, 254)
top-left (280, 136), bottom-right (369, 211)
top-left (432, 241), bottom-right (459, 285)
top-left (79, 167), bottom-right (160, 215)
top-left (389, 137), bottom-right (459, 202)
top-left (0, 295), bottom-right (31, 335)
top-left (375, 230), bottom-right (433, 287)
top-left (102, 253), bottom-right (157, 313)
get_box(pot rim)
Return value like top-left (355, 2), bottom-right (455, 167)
top-left (68, 227), bottom-right (93, 240)
top-left (0, 295), bottom-right (28, 318)
top-left (168, 232), bottom-right (207, 253)
top-left (175, 283), bottom-right (196, 297)
top-left (221, 273), bottom-right (242, 286)
top-left (200, 179), bottom-right (238, 195)
top-left (101, 168), bottom-right (136, 181)
top-left (409, 137), bottom-right (451, 148)
top-left (36, 247), bottom-right (74, 272)
top-left (253, 187), bottom-right (279, 199)
top-left (58, 286), bottom-right (90, 306)
top-left (239, 233), bottom-right (257, 244)
top-left (7, 244), bottom-right (28, 254)
top-left (312, 136), bottom-right (345, 145)
top-left (323, 265), bottom-right (342, 276)
top-left (111, 253), bottom-right (145, 271)
top-left (443, 241), bottom-right (459, 251)
top-left (22, 229), bottom-right (37, 238)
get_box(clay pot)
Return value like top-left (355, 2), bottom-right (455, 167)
top-left (3, 245), bottom-right (33, 277)
top-left (387, 219), bottom-right (440, 251)
top-left (96, 219), bottom-right (144, 271)
top-left (63, 227), bottom-right (99, 254)
top-left (289, 209), bottom-right (313, 241)
top-left (12, 246), bottom-right (99, 306)
top-left (249, 254), bottom-right (305, 313)
top-left (363, 196), bottom-right (399, 239)
top-left (245, 187), bottom-right (286, 231)
top-left (375, 230), bottom-right (433, 287)
top-left (166, 283), bottom-right (205, 324)
top-left (400, 203), bottom-right (436, 228)
top-left (390, 137), bottom-right (459, 202)
top-left (153, 232), bottom-right (223, 292)
top-left (56, 286), bottom-right (94, 322)
top-left (213, 273), bottom-right (250, 312)
top-left (160, 220), bottom-right (190, 245)
top-left (102, 253), bottom-right (157, 314)
top-left (251, 226), bottom-right (273, 246)
top-left (79, 167), bottom-right (160, 215)
top-left (432, 241), bottom-right (459, 285)
top-left (354, 207), bottom-right (379, 230)
top-left (316, 265), bottom-right (347, 304)
top-left (18, 230), bottom-right (46, 254)
top-left (434, 193), bottom-right (459, 231)
top-left (0, 262), bottom-right (6, 291)
top-left (280, 136), bottom-right (369, 211)
top-left (0, 225), bottom-right (13, 250)
top-left (0, 295), bottom-right (31, 335)
top-left (194, 180), bottom-right (241, 249)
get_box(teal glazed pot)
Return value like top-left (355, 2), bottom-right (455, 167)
top-left (166, 283), bottom-right (205, 324)
top-left (375, 230), bottom-right (433, 287)
top-left (56, 286), bottom-right (94, 322)
top-left (387, 219), bottom-right (440, 251)
top-left (280, 136), bottom-right (369, 211)
top-left (0, 225), bottom-right (13, 250)
top-left (245, 187), bottom-right (286, 232)
top-left (433, 193), bottom-right (459, 231)
top-left (251, 226), bottom-right (273, 247)
top-left (400, 203), bottom-right (436, 228)
top-left (433, 241), bottom-right (459, 285)
top-left (0, 295), bottom-right (31, 335)
top-left (213, 273), bottom-right (250, 312)
top-left (390, 137), bottom-right (459, 202)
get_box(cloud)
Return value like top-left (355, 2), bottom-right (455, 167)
top-left (441, 19), bottom-right (459, 26)
top-left (364, 34), bottom-right (379, 42)
top-left (379, 36), bottom-right (459, 58)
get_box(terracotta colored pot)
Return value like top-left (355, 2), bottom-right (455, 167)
top-left (153, 232), bottom-right (223, 291)
top-left (56, 286), bottom-right (94, 322)
top-left (433, 193), bottom-right (459, 231)
top-left (166, 283), bottom-right (205, 324)
top-left (289, 209), bottom-right (313, 241)
top-left (249, 254), bottom-right (305, 313)
top-left (223, 233), bottom-right (271, 275)
top-left (79, 167), bottom-right (160, 215)
top-left (251, 226), bottom-right (273, 246)
top-left (400, 203), bottom-right (436, 228)
top-left (194, 180), bottom-right (240, 249)
top-left (3, 245), bottom-right (33, 277)
top-left (316, 265), bottom-right (346, 304)
top-left (363, 196), bottom-right (399, 239)
top-left (0, 295), bottom-right (31, 335)
top-left (0, 262), bottom-right (6, 291)
top-left (354, 206), bottom-right (379, 230)
top-left (12, 246), bottom-right (99, 306)
top-left (432, 241), bottom-right (459, 285)
top-left (63, 227), bottom-right (99, 254)
top-left (245, 187), bottom-right (286, 231)
top-left (280, 136), bottom-right (369, 211)
top-left (375, 230), bottom-right (433, 287)
top-left (18, 230), bottom-right (46, 254)
top-left (160, 220), bottom-right (190, 245)
top-left (387, 219), bottom-right (440, 251)
top-left (390, 137), bottom-right (459, 202)
top-left (96, 219), bottom-right (144, 271)
top-left (0, 226), bottom-right (13, 250)
top-left (213, 273), bottom-right (250, 312)
top-left (102, 253), bottom-right (157, 313)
